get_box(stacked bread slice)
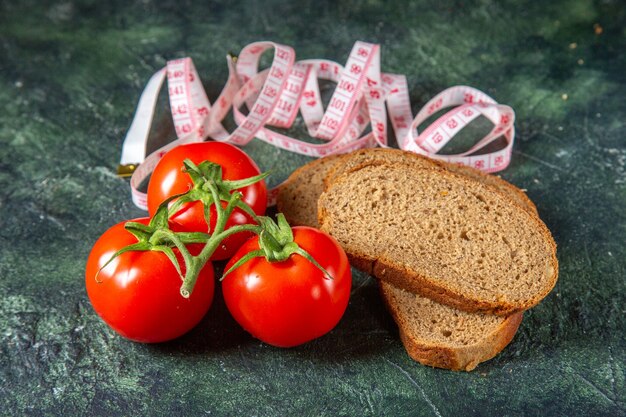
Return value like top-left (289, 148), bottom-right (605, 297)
top-left (277, 148), bottom-right (558, 371)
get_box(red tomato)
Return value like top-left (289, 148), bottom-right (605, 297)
top-left (222, 227), bottom-right (352, 347)
top-left (147, 142), bottom-right (267, 260)
top-left (85, 218), bottom-right (214, 343)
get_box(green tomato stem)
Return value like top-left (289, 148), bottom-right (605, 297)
top-left (179, 190), bottom-right (260, 298)
top-left (96, 160), bottom-right (272, 299)
top-left (211, 223), bottom-right (261, 244)
top-left (219, 213), bottom-right (333, 282)
top-left (152, 229), bottom-right (193, 275)
top-left (204, 179), bottom-right (225, 227)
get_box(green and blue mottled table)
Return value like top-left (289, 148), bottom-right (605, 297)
top-left (1, 1), bottom-right (625, 415)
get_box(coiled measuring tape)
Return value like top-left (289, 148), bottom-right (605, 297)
top-left (118, 41), bottom-right (515, 209)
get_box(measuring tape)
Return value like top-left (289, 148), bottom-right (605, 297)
top-left (118, 41), bottom-right (515, 209)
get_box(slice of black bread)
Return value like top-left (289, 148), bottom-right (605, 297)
top-left (380, 282), bottom-right (523, 371)
top-left (276, 149), bottom-right (536, 370)
top-left (318, 162), bottom-right (558, 316)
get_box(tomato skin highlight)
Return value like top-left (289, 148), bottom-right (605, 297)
top-left (222, 227), bottom-right (352, 348)
top-left (146, 142), bottom-right (267, 260)
top-left (85, 218), bottom-right (215, 343)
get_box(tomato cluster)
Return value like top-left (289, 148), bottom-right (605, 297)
top-left (85, 142), bottom-right (351, 347)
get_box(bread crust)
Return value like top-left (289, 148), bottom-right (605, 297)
top-left (349, 251), bottom-right (527, 315)
top-left (380, 282), bottom-right (523, 371)
top-left (319, 162), bottom-right (559, 316)
top-left (324, 148), bottom-right (537, 215)
top-left (444, 163), bottom-right (538, 215)
top-left (323, 148), bottom-right (446, 190)
top-left (276, 154), bottom-right (344, 226)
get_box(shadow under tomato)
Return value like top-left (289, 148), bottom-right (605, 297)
top-left (147, 261), bottom-right (253, 355)
top-left (282, 269), bottom-right (399, 363)
top-left (148, 265), bottom-right (398, 361)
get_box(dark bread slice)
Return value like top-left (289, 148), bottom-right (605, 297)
top-left (276, 154), bottom-right (344, 227)
top-left (380, 281), bottom-right (523, 371)
top-left (318, 163), bottom-right (558, 315)
top-left (276, 151), bottom-right (531, 370)
top-left (324, 148), bottom-right (537, 215)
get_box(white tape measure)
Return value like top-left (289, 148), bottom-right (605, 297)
top-left (119, 41), bottom-right (515, 209)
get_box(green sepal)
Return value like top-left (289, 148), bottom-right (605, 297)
top-left (166, 192), bottom-right (198, 221)
top-left (276, 213), bottom-right (294, 243)
top-left (186, 159), bottom-right (270, 192)
top-left (124, 222), bottom-right (153, 242)
top-left (294, 247), bottom-right (333, 280)
top-left (95, 242), bottom-right (151, 283)
top-left (152, 245), bottom-right (184, 280)
top-left (182, 159), bottom-right (206, 184)
top-left (151, 191), bottom-right (190, 230)
top-left (150, 199), bottom-right (172, 229)
top-left (220, 249), bottom-right (265, 281)
top-left (223, 170), bottom-right (271, 191)
top-left (220, 213), bottom-right (333, 281)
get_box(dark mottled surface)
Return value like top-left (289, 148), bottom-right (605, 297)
top-left (1, 0), bottom-right (625, 416)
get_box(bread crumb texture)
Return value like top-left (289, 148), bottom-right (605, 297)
top-left (380, 282), bottom-right (523, 371)
top-left (320, 163), bottom-right (558, 311)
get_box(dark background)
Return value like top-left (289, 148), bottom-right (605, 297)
top-left (1, 0), bottom-right (624, 415)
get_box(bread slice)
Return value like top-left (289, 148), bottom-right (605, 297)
top-left (380, 281), bottom-right (523, 371)
top-left (318, 163), bottom-right (558, 315)
top-left (276, 149), bottom-right (533, 370)
top-left (324, 148), bottom-right (537, 215)
top-left (276, 154), bottom-right (344, 227)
